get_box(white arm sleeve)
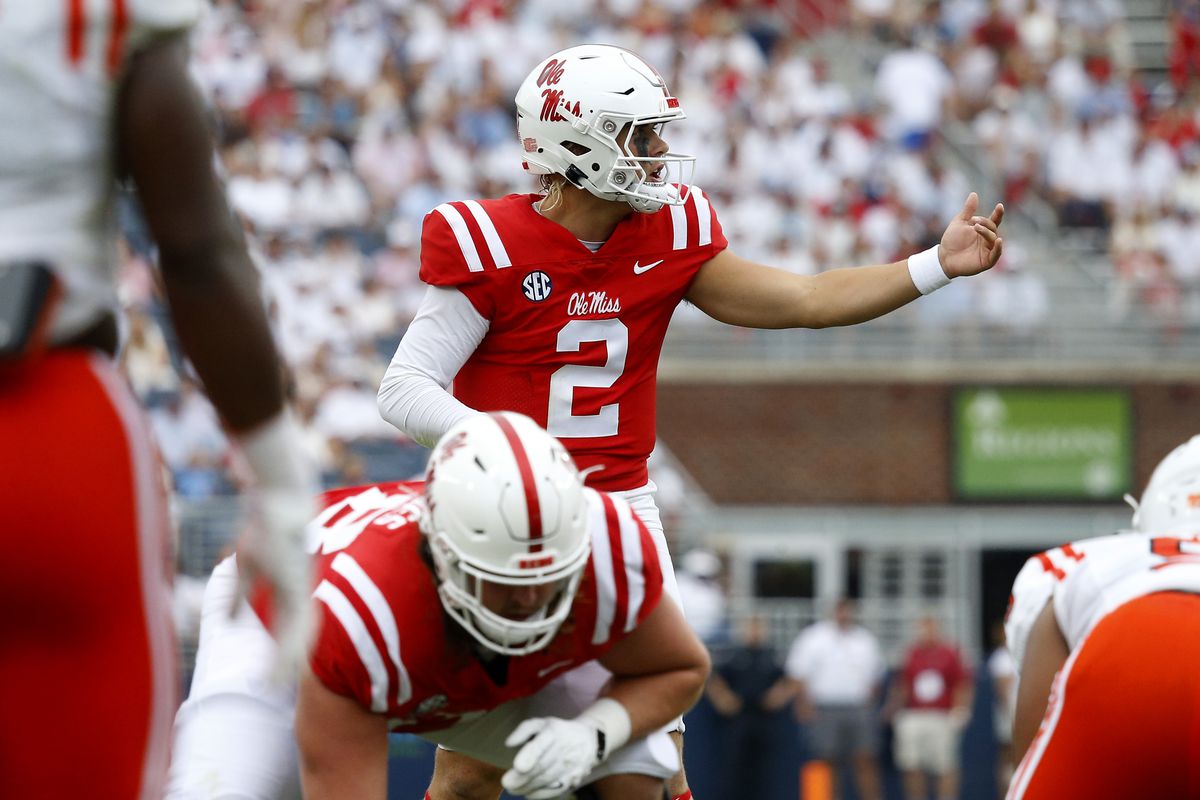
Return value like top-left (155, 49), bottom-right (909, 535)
top-left (377, 286), bottom-right (489, 448)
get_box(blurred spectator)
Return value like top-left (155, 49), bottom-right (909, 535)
top-left (675, 549), bottom-right (728, 645)
top-left (781, 598), bottom-right (885, 800)
top-left (886, 614), bottom-right (973, 800)
top-left (705, 616), bottom-right (794, 800)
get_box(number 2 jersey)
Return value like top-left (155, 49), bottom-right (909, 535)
top-left (0, 0), bottom-right (202, 341)
top-left (300, 480), bottom-right (664, 733)
top-left (1005, 532), bottom-right (1200, 672)
top-left (419, 189), bottom-right (728, 492)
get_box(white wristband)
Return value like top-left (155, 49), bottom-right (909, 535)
top-left (232, 411), bottom-right (318, 491)
top-left (579, 698), bottom-right (632, 760)
top-left (907, 245), bottom-right (950, 295)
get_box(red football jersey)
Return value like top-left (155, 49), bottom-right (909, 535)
top-left (303, 481), bottom-right (664, 733)
top-left (419, 188), bottom-right (728, 491)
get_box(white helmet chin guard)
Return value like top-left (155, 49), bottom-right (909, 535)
top-left (516, 44), bottom-right (695, 214)
top-left (423, 413), bottom-right (590, 656)
top-left (1133, 434), bottom-right (1200, 535)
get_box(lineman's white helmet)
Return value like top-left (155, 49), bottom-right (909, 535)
top-left (516, 44), bottom-right (694, 214)
top-left (424, 413), bottom-right (590, 656)
top-left (1133, 434), bottom-right (1200, 535)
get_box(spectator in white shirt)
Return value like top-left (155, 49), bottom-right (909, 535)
top-left (781, 598), bottom-right (885, 800)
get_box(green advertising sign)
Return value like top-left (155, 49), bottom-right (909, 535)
top-left (953, 388), bottom-right (1132, 500)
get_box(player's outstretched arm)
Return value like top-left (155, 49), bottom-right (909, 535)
top-left (686, 193), bottom-right (1004, 329)
top-left (118, 34), bottom-right (317, 673)
top-left (1012, 601), bottom-right (1070, 760)
top-left (296, 668), bottom-right (389, 800)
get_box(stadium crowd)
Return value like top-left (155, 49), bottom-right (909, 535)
top-left (116, 0), bottom-right (1197, 510)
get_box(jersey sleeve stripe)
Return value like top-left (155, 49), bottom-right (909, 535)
top-left (463, 200), bottom-right (512, 269)
top-left (331, 553), bottom-right (412, 706)
top-left (106, 0), bottom-right (129, 74)
top-left (602, 494), bottom-right (631, 639)
top-left (588, 495), bottom-right (617, 645)
top-left (67, 0), bottom-right (87, 64)
top-left (433, 203), bottom-right (485, 272)
top-left (692, 188), bottom-right (713, 246)
top-left (314, 579), bottom-right (390, 712)
top-left (614, 500), bottom-right (646, 634)
top-left (669, 202), bottom-right (688, 251)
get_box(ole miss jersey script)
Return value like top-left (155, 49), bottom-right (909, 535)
top-left (1005, 532), bottom-right (1200, 670)
top-left (304, 481), bottom-right (664, 732)
top-left (419, 189), bottom-right (728, 491)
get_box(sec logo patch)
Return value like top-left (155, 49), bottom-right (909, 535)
top-left (522, 270), bottom-right (552, 302)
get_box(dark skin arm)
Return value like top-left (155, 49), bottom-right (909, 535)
top-left (117, 34), bottom-right (285, 433)
top-left (1012, 601), bottom-right (1071, 760)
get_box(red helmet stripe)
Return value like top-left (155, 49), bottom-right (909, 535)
top-left (493, 415), bottom-right (544, 552)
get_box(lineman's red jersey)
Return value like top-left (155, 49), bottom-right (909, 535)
top-left (302, 481), bottom-right (664, 732)
top-left (419, 189), bottom-right (727, 491)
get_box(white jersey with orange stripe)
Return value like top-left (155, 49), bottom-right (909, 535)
top-left (1006, 532), bottom-right (1200, 671)
top-left (298, 480), bottom-right (665, 732)
top-left (0, 0), bottom-right (202, 342)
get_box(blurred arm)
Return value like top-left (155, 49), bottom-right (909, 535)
top-left (118, 34), bottom-right (285, 434)
top-left (1012, 602), bottom-right (1070, 760)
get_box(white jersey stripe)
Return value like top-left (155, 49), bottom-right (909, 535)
top-left (463, 200), bottom-right (512, 268)
top-left (1007, 643), bottom-right (1083, 799)
top-left (614, 500), bottom-right (646, 633)
top-left (89, 355), bottom-right (175, 800)
top-left (669, 202), bottom-right (688, 251)
top-left (588, 493), bottom-right (617, 645)
top-left (434, 203), bottom-right (484, 272)
top-left (331, 553), bottom-right (412, 706)
top-left (314, 580), bottom-right (390, 712)
top-left (693, 188), bottom-right (712, 247)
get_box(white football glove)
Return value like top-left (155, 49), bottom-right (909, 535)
top-left (236, 488), bottom-right (316, 680)
top-left (501, 717), bottom-right (603, 799)
top-left (231, 413), bottom-right (319, 682)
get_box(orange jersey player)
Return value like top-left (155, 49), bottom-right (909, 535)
top-left (1005, 435), bottom-right (1200, 800)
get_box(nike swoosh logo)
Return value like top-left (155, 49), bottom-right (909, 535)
top-left (537, 659), bottom-right (574, 678)
top-left (633, 259), bottom-right (663, 275)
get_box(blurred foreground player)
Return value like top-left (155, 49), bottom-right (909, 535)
top-left (1005, 434), bottom-right (1200, 799)
top-left (0, 4), bottom-right (315, 798)
top-left (167, 413), bottom-right (709, 800)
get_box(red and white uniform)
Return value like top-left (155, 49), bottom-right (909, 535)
top-left (1005, 533), bottom-right (1200, 799)
top-left (414, 188), bottom-right (726, 493)
top-left (167, 481), bottom-right (677, 799)
top-left (306, 480), bottom-right (663, 732)
top-left (0, 4), bottom-right (199, 800)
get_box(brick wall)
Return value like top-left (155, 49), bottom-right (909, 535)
top-left (656, 381), bottom-right (1200, 505)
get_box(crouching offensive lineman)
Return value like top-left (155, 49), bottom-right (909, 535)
top-left (167, 412), bottom-right (709, 800)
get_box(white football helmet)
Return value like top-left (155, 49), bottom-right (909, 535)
top-left (423, 413), bottom-right (591, 656)
top-left (1133, 434), bottom-right (1200, 535)
top-left (516, 44), bottom-right (695, 214)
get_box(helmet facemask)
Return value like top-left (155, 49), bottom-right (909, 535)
top-left (430, 532), bottom-right (587, 656)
